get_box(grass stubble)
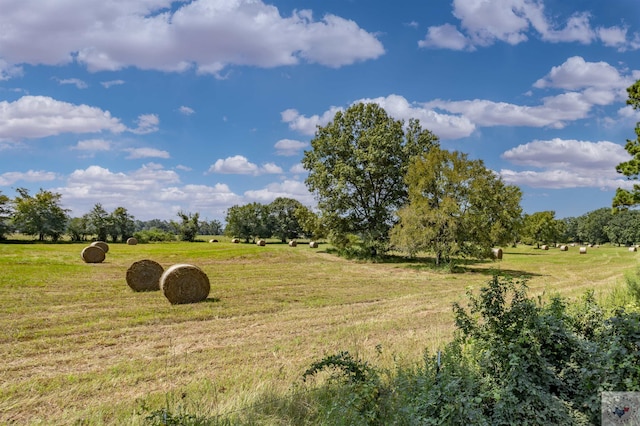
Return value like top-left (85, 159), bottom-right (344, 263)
top-left (0, 240), bottom-right (636, 424)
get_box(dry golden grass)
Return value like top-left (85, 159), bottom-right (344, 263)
top-left (0, 241), bottom-right (636, 424)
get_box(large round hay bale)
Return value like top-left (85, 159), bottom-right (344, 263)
top-left (91, 241), bottom-right (109, 253)
top-left (160, 264), bottom-right (210, 305)
top-left (289, 240), bottom-right (297, 247)
top-left (541, 245), bottom-right (549, 250)
top-left (491, 248), bottom-right (503, 260)
top-left (309, 241), bottom-right (318, 248)
top-left (126, 237), bottom-right (138, 245)
top-left (209, 239), bottom-right (218, 243)
top-left (126, 259), bottom-right (164, 292)
top-left (256, 239), bottom-right (266, 246)
top-left (81, 245), bottom-right (105, 263)
top-left (629, 246), bottom-right (637, 252)
top-left (580, 247), bottom-right (587, 254)
top-left (560, 245), bottom-right (568, 251)
top-left (231, 238), bottom-right (240, 244)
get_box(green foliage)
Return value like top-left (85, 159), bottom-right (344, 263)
top-left (109, 206), bottom-right (136, 242)
top-left (624, 266), bottom-right (640, 306)
top-left (613, 79), bottom-right (640, 210)
top-left (303, 102), bottom-right (438, 252)
top-left (521, 211), bottom-right (564, 247)
top-left (171, 211), bottom-right (200, 242)
top-left (268, 197), bottom-right (304, 242)
top-left (224, 202), bottom-right (270, 242)
top-left (85, 203), bottom-right (110, 241)
top-left (133, 228), bottom-right (176, 243)
top-left (304, 351), bottom-right (385, 425)
top-left (391, 147), bottom-right (522, 264)
top-left (0, 190), bottom-right (12, 239)
top-left (12, 188), bottom-right (69, 241)
top-left (577, 207), bottom-right (612, 245)
top-left (66, 216), bottom-right (90, 242)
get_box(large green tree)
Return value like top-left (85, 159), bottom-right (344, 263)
top-left (613, 79), bottom-right (640, 210)
top-left (224, 203), bottom-right (270, 243)
top-left (302, 102), bottom-right (439, 252)
top-left (521, 211), bottom-right (564, 248)
top-left (268, 197), bottom-right (304, 242)
top-left (109, 207), bottom-right (136, 242)
top-left (12, 188), bottom-right (69, 241)
top-left (390, 147), bottom-right (522, 265)
top-left (577, 207), bottom-right (612, 245)
top-left (0, 190), bottom-right (12, 239)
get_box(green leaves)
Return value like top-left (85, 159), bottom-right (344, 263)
top-left (303, 102), bottom-right (439, 251)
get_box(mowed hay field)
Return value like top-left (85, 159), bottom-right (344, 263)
top-left (1, 241), bottom-right (637, 424)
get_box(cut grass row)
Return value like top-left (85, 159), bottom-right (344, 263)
top-left (0, 240), bottom-right (637, 424)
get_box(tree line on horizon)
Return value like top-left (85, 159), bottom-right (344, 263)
top-left (1, 79), bottom-right (639, 263)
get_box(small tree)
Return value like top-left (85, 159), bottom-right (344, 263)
top-left (85, 203), bottom-right (110, 241)
top-left (225, 203), bottom-right (270, 243)
top-left (0, 190), bottom-right (11, 240)
top-left (521, 211), bottom-right (563, 248)
top-left (109, 207), bottom-right (135, 242)
top-left (391, 147), bottom-right (522, 264)
top-left (12, 188), bottom-right (69, 241)
top-left (66, 216), bottom-right (90, 242)
top-left (171, 211), bottom-right (200, 242)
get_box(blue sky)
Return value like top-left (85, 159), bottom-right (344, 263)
top-left (1, 0), bottom-right (639, 222)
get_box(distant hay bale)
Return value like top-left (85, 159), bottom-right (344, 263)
top-left (160, 264), bottom-right (210, 305)
top-left (256, 239), bottom-right (266, 246)
top-left (209, 239), bottom-right (218, 243)
top-left (81, 246), bottom-right (105, 263)
top-left (231, 238), bottom-right (240, 243)
top-left (126, 259), bottom-right (163, 292)
top-left (289, 240), bottom-right (297, 247)
top-left (126, 237), bottom-right (138, 245)
top-left (580, 247), bottom-right (587, 254)
top-left (570, 243), bottom-right (576, 247)
top-left (629, 246), bottom-right (637, 252)
top-left (91, 241), bottom-right (109, 253)
top-left (491, 248), bottom-right (503, 260)
top-left (588, 244), bottom-right (593, 248)
top-left (309, 241), bottom-right (318, 248)
top-left (560, 245), bottom-right (568, 251)
top-left (541, 245), bottom-right (549, 250)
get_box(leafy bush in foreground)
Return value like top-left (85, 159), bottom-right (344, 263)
top-left (143, 276), bottom-right (640, 425)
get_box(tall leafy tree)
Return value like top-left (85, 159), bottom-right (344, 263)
top-left (109, 207), bottom-right (136, 242)
top-left (268, 197), bottom-right (304, 242)
top-left (577, 207), bottom-right (612, 245)
top-left (604, 209), bottom-right (640, 246)
top-left (171, 211), bottom-right (200, 242)
top-left (294, 205), bottom-right (327, 240)
top-left (302, 102), bottom-right (438, 252)
top-left (613, 79), bottom-right (640, 210)
top-left (12, 188), bottom-right (69, 241)
top-left (224, 203), bottom-right (270, 242)
top-left (390, 147), bottom-right (522, 265)
top-left (0, 190), bottom-right (13, 239)
top-left (66, 216), bottom-right (90, 242)
top-left (521, 211), bottom-right (563, 248)
top-left (85, 203), bottom-right (110, 241)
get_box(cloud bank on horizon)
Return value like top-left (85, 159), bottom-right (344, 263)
top-left (0, 0), bottom-right (639, 221)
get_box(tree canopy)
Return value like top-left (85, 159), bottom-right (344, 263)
top-left (613, 79), bottom-right (640, 210)
top-left (302, 102), bottom-right (439, 252)
top-left (12, 188), bottom-right (69, 241)
top-left (390, 147), bottom-right (522, 264)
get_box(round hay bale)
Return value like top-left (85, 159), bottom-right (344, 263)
top-left (231, 238), bottom-right (240, 244)
top-left (126, 259), bottom-right (164, 292)
top-left (541, 245), bottom-right (549, 250)
top-left (629, 246), bottom-right (637, 252)
top-left (81, 245), bottom-right (105, 263)
top-left (160, 264), bottom-right (210, 305)
top-left (309, 241), bottom-right (318, 248)
top-left (570, 243), bottom-right (576, 247)
top-left (491, 248), bottom-right (503, 260)
top-left (289, 240), bottom-right (297, 247)
top-left (256, 239), bottom-right (266, 246)
top-left (579, 247), bottom-right (587, 254)
top-left (126, 237), bottom-right (138, 245)
top-left (91, 241), bottom-right (109, 253)
top-left (560, 245), bottom-right (568, 251)
top-left (209, 239), bottom-right (219, 243)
